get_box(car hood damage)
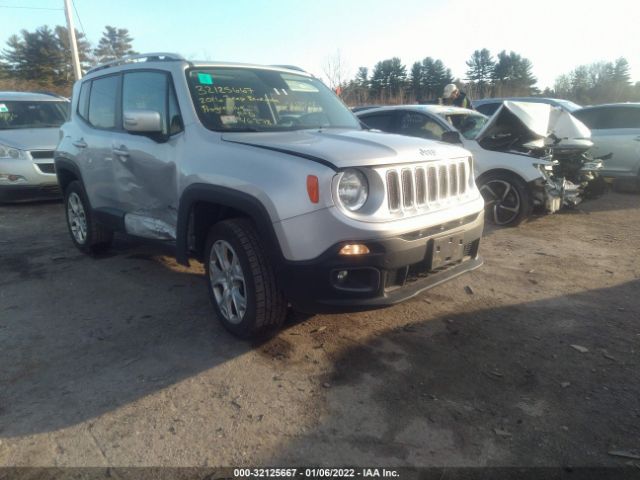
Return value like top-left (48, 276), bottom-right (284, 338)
top-left (475, 101), bottom-right (605, 209)
top-left (222, 129), bottom-right (470, 169)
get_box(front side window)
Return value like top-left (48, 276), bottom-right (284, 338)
top-left (398, 112), bottom-right (446, 140)
top-left (186, 68), bottom-right (360, 132)
top-left (476, 103), bottom-right (500, 116)
top-left (123, 71), bottom-right (168, 134)
top-left (443, 112), bottom-right (489, 139)
top-left (0, 100), bottom-right (68, 130)
top-left (573, 108), bottom-right (602, 129)
top-left (615, 108), bottom-right (640, 128)
top-left (88, 75), bottom-right (119, 129)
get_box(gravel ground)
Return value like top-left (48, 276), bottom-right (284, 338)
top-left (0, 192), bottom-right (639, 468)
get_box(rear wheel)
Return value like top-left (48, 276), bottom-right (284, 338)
top-left (204, 218), bottom-right (287, 338)
top-left (64, 180), bottom-right (113, 253)
top-left (479, 172), bottom-right (531, 227)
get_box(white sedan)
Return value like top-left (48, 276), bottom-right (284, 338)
top-left (356, 102), bottom-right (597, 226)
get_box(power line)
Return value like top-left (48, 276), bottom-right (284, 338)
top-left (71, 0), bottom-right (86, 36)
top-left (0, 4), bottom-right (63, 10)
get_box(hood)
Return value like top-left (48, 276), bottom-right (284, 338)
top-left (0, 127), bottom-right (60, 151)
top-left (221, 129), bottom-right (470, 169)
top-left (475, 101), bottom-right (591, 152)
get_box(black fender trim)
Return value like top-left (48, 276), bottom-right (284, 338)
top-left (53, 157), bottom-right (84, 190)
top-left (175, 184), bottom-right (285, 267)
top-left (93, 207), bottom-right (126, 232)
top-left (222, 140), bottom-right (338, 171)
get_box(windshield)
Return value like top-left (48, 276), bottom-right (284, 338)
top-left (0, 101), bottom-right (68, 130)
top-left (186, 68), bottom-right (360, 132)
top-left (440, 112), bottom-right (489, 139)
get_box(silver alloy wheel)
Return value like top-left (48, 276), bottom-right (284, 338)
top-left (209, 240), bottom-right (247, 324)
top-left (67, 192), bottom-right (88, 244)
top-left (480, 179), bottom-right (521, 226)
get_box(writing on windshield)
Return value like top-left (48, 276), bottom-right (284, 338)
top-left (186, 68), bottom-right (359, 132)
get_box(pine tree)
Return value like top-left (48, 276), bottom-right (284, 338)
top-left (410, 61), bottom-right (423, 101)
top-left (94, 26), bottom-right (137, 63)
top-left (465, 48), bottom-right (494, 97)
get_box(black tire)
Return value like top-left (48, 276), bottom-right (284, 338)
top-left (64, 180), bottom-right (113, 254)
top-left (478, 171), bottom-right (532, 227)
top-left (204, 218), bottom-right (287, 338)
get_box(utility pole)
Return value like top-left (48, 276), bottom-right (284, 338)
top-left (63, 0), bottom-right (82, 80)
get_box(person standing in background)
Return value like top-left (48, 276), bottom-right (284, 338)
top-left (441, 83), bottom-right (472, 109)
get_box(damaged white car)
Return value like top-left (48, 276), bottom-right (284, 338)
top-left (357, 102), bottom-right (605, 226)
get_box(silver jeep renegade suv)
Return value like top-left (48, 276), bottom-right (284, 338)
top-left (55, 53), bottom-right (484, 338)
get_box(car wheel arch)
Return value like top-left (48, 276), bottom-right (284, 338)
top-left (176, 184), bottom-right (284, 268)
top-left (54, 158), bottom-right (83, 193)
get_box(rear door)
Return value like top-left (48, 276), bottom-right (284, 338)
top-left (575, 106), bottom-right (640, 177)
top-left (81, 74), bottom-right (121, 209)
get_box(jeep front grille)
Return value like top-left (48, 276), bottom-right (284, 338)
top-left (384, 158), bottom-right (470, 214)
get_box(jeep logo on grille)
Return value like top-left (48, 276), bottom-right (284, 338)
top-left (419, 148), bottom-right (436, 156)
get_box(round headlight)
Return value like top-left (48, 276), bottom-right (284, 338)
top-left (338, 169), bottom-right (368, 211)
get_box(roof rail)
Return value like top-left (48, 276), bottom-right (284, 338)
top-left (87, 52), bottom-right (186, 75)
top-left (270, 64), bottom-right (307, 73)
top-left (31, 90), bottom-right (67, 99)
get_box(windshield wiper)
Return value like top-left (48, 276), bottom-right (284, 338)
top-left (222, 127), bottom-right (261, 132)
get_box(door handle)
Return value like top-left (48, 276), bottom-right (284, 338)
top-left (72, 139), bottom-right (87, 148)
top-left (112, 147), bottom-right (130, 158)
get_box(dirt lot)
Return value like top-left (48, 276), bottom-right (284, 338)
top-left (0, 193), bottom-right (639, 468)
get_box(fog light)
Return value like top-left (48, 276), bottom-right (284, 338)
top-left (336, 270), bottom-right (348, 282)
top-left (0, 174), bottom-right (27, 183)
top-left (339, 244), bottom-right (370, 255)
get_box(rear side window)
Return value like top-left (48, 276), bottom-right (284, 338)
top-left (88, 75), bottom-right (119, 129)
top-left (361, 113), bottom-right (394, 131)
top-left (77, 81), bottom-right (90, 120)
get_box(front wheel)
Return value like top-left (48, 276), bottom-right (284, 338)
top-left (204, 218), bottom-right (287, 338)
top-left (479, 172), bottom-right (531, 227)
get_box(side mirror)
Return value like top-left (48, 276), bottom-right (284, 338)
top-left (441, 131), bottom-right (462, 144)
top-left (123, 110), bottom-right (163, 134)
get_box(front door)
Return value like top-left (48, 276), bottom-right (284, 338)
top-left (110, 70), bottom-right (184, 240)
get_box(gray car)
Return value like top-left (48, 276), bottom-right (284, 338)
top-left (55, 53), bottom-right (485, 337)
top-left (573, 103), bottom-right (640, 190)
top-left (0, 92), bottom-right (69, 202)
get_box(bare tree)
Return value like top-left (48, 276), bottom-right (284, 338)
top-left (323, 49), bottom-right (348, 92)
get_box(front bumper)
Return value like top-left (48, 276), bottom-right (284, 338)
top-left (279, 211), bottom-right (484, 313)
top-left (0, 183), bottom-right (61, 203)
top-left (0, 156), bottom-right (59, 202)
top-left (530, 176), bottom-right (581, 213)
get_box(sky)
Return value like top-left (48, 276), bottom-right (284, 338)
top-left (1, 0), bottom-right (639, 91)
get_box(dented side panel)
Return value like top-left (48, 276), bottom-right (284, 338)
top-left (110, 131), bottom-right (182, 240)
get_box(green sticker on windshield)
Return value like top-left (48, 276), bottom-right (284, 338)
top-left (198, 73), bottom-right (213, 85)
top-left (0, 104), bottom-right (8, 113)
